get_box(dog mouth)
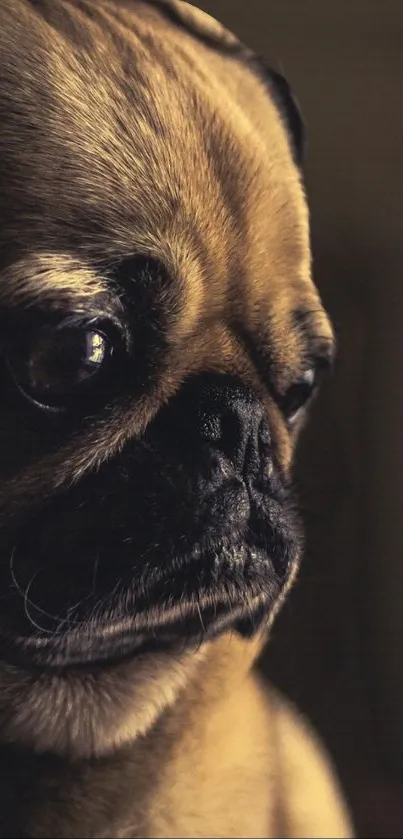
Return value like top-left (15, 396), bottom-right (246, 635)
top-left (0, 514), bottom-right (299, 670)
top-left (0, 543), bottom-right (276, 670)
top-left (0, 388), bottom-right (301, 670)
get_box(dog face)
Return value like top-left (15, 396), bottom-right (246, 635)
top-left (0, 0), bottom-right (334, 755)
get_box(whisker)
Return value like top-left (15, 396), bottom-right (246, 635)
top-left (22, 570), bottom-right (58, 635)
top-left (9, 546), bottom-right (61, 629)
top-left (196, 600), bottom-right (206, 635)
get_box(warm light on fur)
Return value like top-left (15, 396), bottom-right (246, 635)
top-left (0, 1), bottom-right (353, 836)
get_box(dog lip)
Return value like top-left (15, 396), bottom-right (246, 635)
top-left (0, 531), bottom-right (296, 670)
top-left (0, 596), bottom-right (267, 671)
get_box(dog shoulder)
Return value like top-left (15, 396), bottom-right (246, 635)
top-left (261, 681), bottom-right (355, 838)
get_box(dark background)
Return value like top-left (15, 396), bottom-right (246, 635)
top-left (198, 2), bottom-right (403, 836)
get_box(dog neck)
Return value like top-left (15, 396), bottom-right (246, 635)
top-left (0, 632), bottom-right (272, 837)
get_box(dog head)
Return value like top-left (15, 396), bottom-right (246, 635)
top-left (0, 0), bottom-right (334, 756)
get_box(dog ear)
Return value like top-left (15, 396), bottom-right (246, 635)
top-left (146, 1), bottom-right (305, 167)
top-left (246, 59), bottom-right (306, 168)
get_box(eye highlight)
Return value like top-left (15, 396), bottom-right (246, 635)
top-left (9, 325), bottom-right (113, 411)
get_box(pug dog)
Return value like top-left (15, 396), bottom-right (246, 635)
top-left (0, 1), bottom-right (353, 836)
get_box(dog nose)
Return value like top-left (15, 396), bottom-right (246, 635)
top-left (193, 375), bottom-right (271, 476)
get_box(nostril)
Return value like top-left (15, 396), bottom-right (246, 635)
top-left (220, 410), bottom-right (245, 464)
top-left (198, 408), bottom-right (246, 467)
top-left (198, 405), bottom-right (269, 475)
top-left (168, 373), bottom-right (271, 477)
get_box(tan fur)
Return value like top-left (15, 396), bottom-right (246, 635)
top-left (0, 635), bottom-right (352, 837)
top-left (0, 645), bottom-right (207, 758)
top-left (0, 1), bottom-right (352, 836)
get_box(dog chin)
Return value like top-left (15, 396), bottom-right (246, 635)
top-left (0, 642), bottom-right (209, 759)
top-left (0, 430), bottom-right (301, 756)
top-left (0, 532), bottom-right (300, 757)
top-left (0, 535), bottom-right (300, 758)
top-left (0, 557), bottom-right (300, 760)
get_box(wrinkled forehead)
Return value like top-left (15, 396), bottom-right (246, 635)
top-left (0, 0), bottom-right (307, 264)
top-left (0, 2), bottom-right (194, 255)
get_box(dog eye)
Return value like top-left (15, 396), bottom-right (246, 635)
top-left (281, 368), bottom-right (317, 424)
top-left (12, 326), bottom-right (111, 410)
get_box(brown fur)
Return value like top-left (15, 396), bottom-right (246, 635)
top-left (0, 1), bottom-right (352, 836)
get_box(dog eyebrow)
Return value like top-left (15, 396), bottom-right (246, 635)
top-left (0, 254), bottom-right (109, 310)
